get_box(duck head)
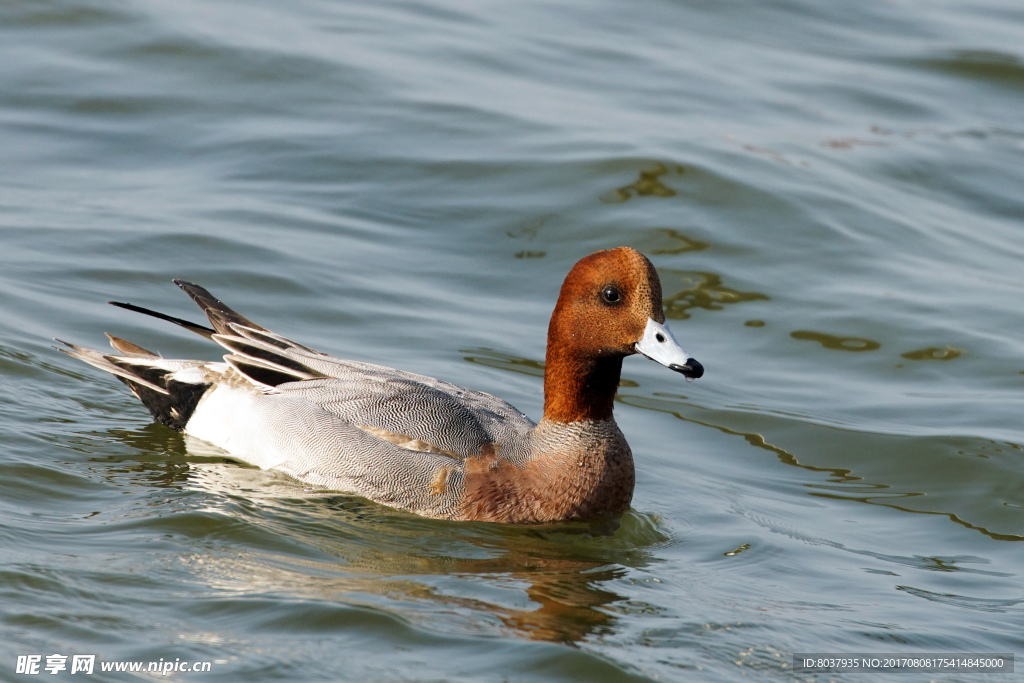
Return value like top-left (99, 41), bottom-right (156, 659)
top-left (543, 247), bottom-right (702, 423)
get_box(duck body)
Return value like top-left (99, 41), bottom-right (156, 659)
top-left (60, 247), bottom-right (702, 523)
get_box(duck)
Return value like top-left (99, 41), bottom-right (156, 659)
top-left (58, 247), bottom-right (703, 523)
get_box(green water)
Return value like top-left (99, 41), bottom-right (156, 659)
top-left (2, 0), bottom-right (1023, 681)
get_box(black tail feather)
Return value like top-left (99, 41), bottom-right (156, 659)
top-left (56, 339), bottom-right (211, 431)
top-left (67, 279), bottom-right (314, 429)
top-left (115, 376), bottom-right (210, 431)
top-left (109, 301), bottom-right (216, 340)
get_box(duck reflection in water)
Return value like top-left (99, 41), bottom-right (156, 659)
top-left (88, 425), bottom-right (660, 645)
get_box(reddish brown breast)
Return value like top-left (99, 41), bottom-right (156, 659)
top-left (460, 420), bottom-right (634, 523)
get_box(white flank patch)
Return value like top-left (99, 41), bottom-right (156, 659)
top-left (184, 385), bottom-right (289, 470)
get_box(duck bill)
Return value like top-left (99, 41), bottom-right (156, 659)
top-left (634, 318), bottom-right (704, 380)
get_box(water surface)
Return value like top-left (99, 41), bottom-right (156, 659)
top-left (2, 0), bottom-right (1023, 680)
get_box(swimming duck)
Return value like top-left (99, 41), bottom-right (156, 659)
top-left (59, 247), bottom-right (702, 523)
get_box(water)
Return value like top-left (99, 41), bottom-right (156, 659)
top-left (2, 0), bottom-right (1023, 680)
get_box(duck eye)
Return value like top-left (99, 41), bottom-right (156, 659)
top-left (601, 286), bottom-right (621, 304)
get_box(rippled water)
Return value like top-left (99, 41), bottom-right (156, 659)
top-left (2, 0), bottom-right (1023, 680)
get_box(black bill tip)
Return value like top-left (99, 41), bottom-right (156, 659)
top-left (670, 357), bottom-right (704, 379)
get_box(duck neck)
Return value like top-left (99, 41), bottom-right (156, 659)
top-left (542, 349), bottom-right (623, 424)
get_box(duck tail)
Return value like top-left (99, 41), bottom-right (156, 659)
top-left (55, 336), bottom-right (211, 431)
top-left (107, 301), bottom-right (217, 340)
top-left (171, 279), bottom-right (268, 336)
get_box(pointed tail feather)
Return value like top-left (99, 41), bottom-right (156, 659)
top-left (61, 279), bottom-right (316, 429)
top-left (108, 301), bottom-right (216, 340)
top-left (55, 339), bottom-right (211, 431)
top-left (56, 339), bottom-right (169, 395)
top-left (106, 333), bottom-right (158, 358)
top-left (172, 280), bottom-right (267, 335)
top-left (112, 280), bottom-right (316, 355)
